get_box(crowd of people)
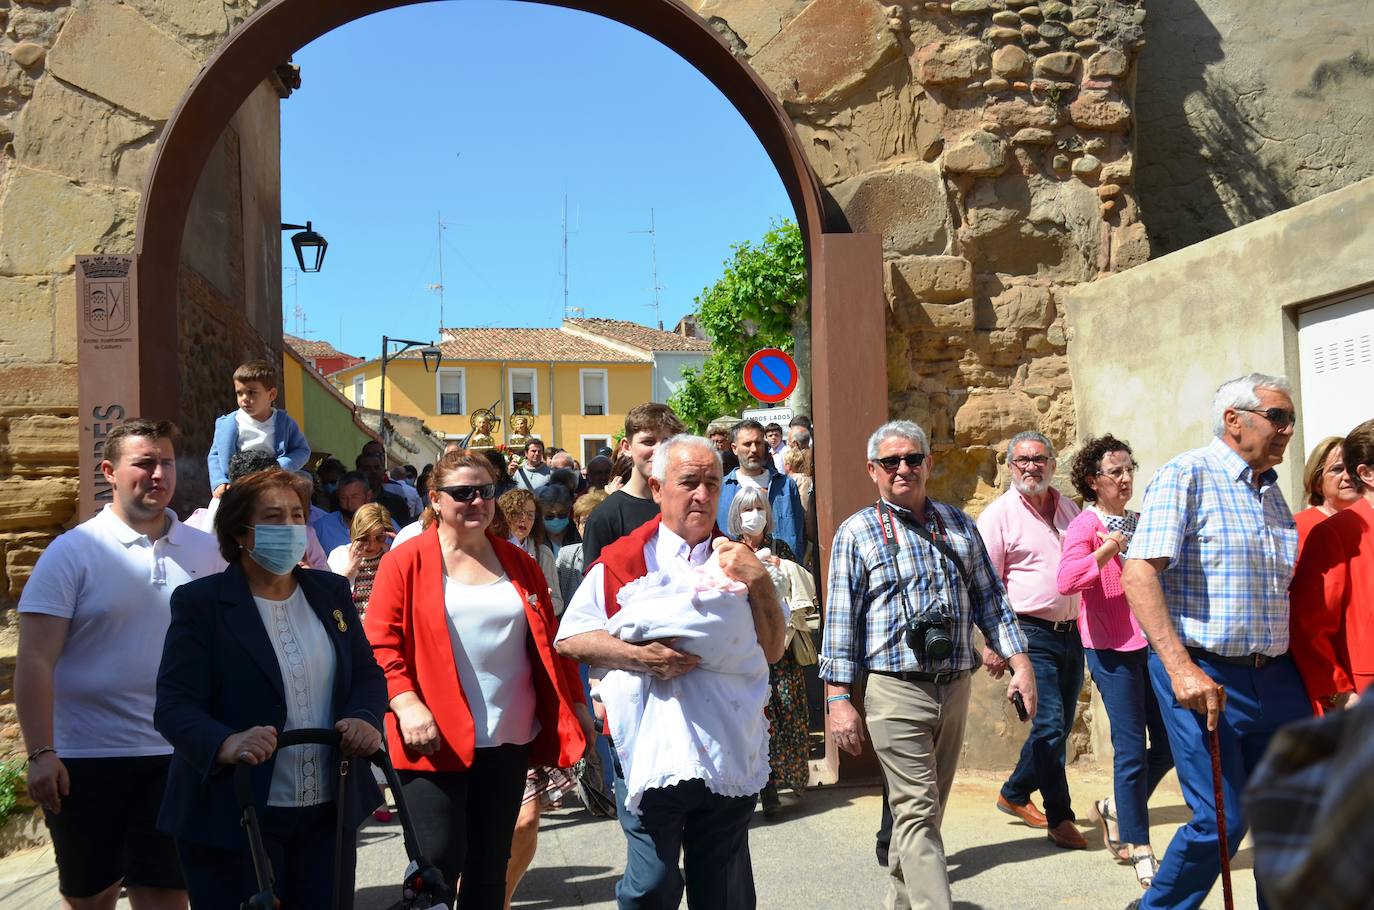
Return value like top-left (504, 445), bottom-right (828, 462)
top-left (13, 357), bottom-right (1371, 910)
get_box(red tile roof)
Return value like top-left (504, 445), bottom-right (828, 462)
top-left (284, 333), bottom-right (353, 360)
top-left (421, 327), bottom-right (649, 363)
top-left (566, 318), bottom-right (712, 352)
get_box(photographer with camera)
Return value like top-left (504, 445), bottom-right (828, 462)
top-left (977, 431), bottom-right (1086, 850)
top-left (821, 421), bottom-right (1035, 910)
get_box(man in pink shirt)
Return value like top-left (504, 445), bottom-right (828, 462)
top-left (977, 431), bottom-right (1085, 849)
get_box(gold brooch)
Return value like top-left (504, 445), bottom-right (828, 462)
top-left (333, 609), bottom-right (347, 632)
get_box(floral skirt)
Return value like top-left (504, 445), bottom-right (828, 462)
top-left (766, 649), bottom-right (811, 792)
top-left (523, 765), bottom-right (578, 808)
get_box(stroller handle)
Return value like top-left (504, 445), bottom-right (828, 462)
top-left (232, 727), bottom-right (344, 810)
top-left (231, 726), bottom-right (446, 904)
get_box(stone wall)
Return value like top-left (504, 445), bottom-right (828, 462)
top-left (696, 0), bottom-right (1149, 520)
top-left (0, 1), bottom-right (272, 760)
top-left (1134, 0), bottom-right (1374, 253)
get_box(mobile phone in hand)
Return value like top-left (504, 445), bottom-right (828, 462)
top-left (1012, 691), bottom-right (1029, 722)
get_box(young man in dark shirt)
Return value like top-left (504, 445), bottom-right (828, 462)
top-left (580, 402), bottom-right (686, 570)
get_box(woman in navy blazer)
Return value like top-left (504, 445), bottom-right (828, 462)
top-left (155, 469), bottom-right (387, 909)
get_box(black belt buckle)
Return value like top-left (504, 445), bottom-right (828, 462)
top-left (929, 670), bottom-right (959, 686)
top-left (1051, 619), bottom-right (1073, 633)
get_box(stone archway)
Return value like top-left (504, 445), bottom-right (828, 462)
top-left (132, 0), bottom-right (887, 601)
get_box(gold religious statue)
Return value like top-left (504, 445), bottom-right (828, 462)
top-left (468, 408), bottom-right (498, 450)
top-left (508, 408), bottom-right (534, 450)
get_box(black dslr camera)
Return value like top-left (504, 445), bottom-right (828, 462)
top-left (905, 606), bottom-right (954, 662)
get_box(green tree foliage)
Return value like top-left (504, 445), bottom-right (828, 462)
top-left (670, 220), bottom-right (808, 432)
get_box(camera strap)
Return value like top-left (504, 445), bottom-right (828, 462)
top-left (875, 500), bottom-right (969, 588)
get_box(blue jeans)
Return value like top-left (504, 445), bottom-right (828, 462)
top-left (1000, 623), bottom-right (1084, 827)
top-left (612, 772), bottom-right (757, 909)
top-left (1141, 651), bottom-right (1312, 910)
top-left (1085, 647), bottom-right (1173, 844)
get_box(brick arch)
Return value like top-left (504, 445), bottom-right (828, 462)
top-left (134, 0), bottom-right (887, 631)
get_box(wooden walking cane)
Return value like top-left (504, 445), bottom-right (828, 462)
top-left (1208, 723), bottom-right (1236, 910)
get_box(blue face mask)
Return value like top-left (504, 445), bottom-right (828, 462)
top-left (323, 481), bottom-right (338, 494)
top-left (248, 524), bottom-right (308, 576)
top-left (544, 517), bottom-right (570, 535)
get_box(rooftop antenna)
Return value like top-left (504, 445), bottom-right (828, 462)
top-left (561, 196), bottom-right (584, 320)
top-left (426, 212), bottom-right (446, 337)
top-left (283, 266), bottom-right (313, 335)
top-left (630, 208), bottom-right (663, 329)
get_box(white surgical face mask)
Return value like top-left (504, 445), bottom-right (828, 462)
top-left (740, 508), bottom-right (767, 536)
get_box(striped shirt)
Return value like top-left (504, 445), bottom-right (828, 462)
top-left (820, 498), bottom-right (1026, 684)
top-left (1129, 437), bottom-right (1297, 657)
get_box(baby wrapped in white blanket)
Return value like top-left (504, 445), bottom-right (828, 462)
top-left (598, 549), bottom-right (774, 816)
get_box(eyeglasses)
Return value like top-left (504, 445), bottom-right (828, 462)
top-left (1010, 455), bottom-right (1052, 469)
top-left (1239, 407), bottom-right (1297, 430)
top-left (438, 483), bottom-right (496, 503)
top-left (873, 453), bottom-right (926, 472)
top-left (1096, 462), bottom-right (1139, 481)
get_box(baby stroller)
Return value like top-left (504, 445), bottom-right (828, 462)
top-left (234, 728), bottom-right (447, 909)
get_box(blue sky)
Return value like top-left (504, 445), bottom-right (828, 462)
top-left (280, 0), bottom-right (792, 358)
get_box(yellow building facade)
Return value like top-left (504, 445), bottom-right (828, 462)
top-left (330, 320), bottom-right (708, 464)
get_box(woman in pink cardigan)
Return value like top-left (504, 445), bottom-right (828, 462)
top-left (1058, 435), bottom-right (1173, 889)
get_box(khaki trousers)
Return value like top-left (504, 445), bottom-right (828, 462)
top-left (864, 672), bottom-right (972, 910)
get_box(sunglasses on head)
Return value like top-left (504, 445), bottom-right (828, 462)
top-left (873, 453), bottom-right (926, 472)
top-left (1239, 407), bottom-right (1297, 430)
top-left (438, 483), bottom-right (496, 503)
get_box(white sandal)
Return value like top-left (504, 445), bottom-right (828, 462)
top-left (1131, 850), bottom-right (1159, 889)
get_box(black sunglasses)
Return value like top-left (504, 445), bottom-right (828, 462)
top-left (873, 453), bottom-right (926, 472)
top-left (1239, 407), bottom-right (1297, 430)
top-left (438, 483), bottom-right (496, 503)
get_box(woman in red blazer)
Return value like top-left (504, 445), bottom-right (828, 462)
top-left (1292, 421), bottom-right (1374, 711)
top-left (364, 450), bottom-right (589, 908)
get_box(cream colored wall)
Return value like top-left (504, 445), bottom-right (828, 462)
top-left (331, 359), bottom-right (650, 449)
top-left (1067, 176), bottom-right (1374, 509)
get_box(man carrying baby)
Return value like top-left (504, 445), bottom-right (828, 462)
top-left (556, 434), bottom-right (786, 910)
top-left (824, 420), bottom-right (1037, 910)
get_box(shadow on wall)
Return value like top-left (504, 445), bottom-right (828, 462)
top-left (1135, 0), bottom-right (1290, 253)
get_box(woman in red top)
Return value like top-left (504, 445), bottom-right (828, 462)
top-left (1293, 435), bottom-right (1359, 553)
top-left (1292, 421), bottom-right (1374, 711)
top-left (365, 450), bottom-right (590, 908)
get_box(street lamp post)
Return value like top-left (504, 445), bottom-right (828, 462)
top-left (379, 335), bottom-right (442, 447)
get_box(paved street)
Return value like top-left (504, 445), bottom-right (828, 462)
top-left (0, 768), bottom-right (1257, 909)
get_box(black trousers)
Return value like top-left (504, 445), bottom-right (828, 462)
top-left (177, 802), bottom-right (356, 910)
top-left (396, 742), bottom-right (531, 909)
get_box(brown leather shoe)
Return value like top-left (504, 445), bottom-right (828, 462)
top-left (1047, 820), bottom-right (1088, 849)
top-left (996, 794), bottom-right (1049, 828)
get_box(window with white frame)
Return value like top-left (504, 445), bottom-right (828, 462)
top-left (509, 368), bottom-right (538, 415)
top-left (436, 368), bottom-right (465, 415)
top-left (580, 369), bottom-right (608, 416)
top-left (582, 436), bottom-right (612, 464)
top-left (352, 375), bottom-right (365, 407)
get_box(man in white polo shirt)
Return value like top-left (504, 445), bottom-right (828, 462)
top-left (16, 419), bottom-right (225, 909)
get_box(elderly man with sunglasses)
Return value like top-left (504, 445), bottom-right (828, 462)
top-left (822, 420), bottom-right (1034, 910)
top-left (1119, 374), bottom-right (1310, 910)
top-left (976, 429), bottom-right (1089, 849)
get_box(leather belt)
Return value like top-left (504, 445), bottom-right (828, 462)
top-left (1019, 614), bottom-right (1078, 633)
top-left (870, 669), bottom-right (971, 686)
top-left (1187, 646), bottom-right (1286, 669)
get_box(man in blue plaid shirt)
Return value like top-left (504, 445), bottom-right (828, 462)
top-left (821, 420), bottom-right (1034, 910)
top-left (1121, 373), bottom-right (1312, 910)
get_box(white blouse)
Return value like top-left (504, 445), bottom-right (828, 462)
top-left (443, 573), bottom-right (539, 748)
top-left (253, 586), bottom-right (337, 807)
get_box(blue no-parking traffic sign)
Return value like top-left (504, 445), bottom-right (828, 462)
top-left (742, 348), bottom-right (798, 404)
